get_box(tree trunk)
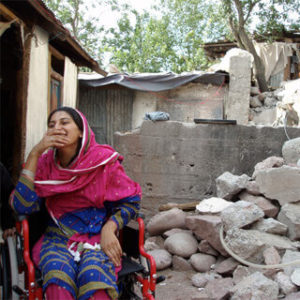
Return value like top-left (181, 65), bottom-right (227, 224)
top-left (239, 29), bottom-right (269, 92)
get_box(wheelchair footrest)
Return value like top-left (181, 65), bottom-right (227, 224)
top-left (118, 256), bottom-right (144, 278)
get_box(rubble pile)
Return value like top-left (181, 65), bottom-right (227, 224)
top-left (249, 78), bottom-right (300, 127)
top-left (145, 137), bottom-right (300, 299)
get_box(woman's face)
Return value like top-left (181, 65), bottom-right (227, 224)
top-left (48, 111), bottom-right (82, 149)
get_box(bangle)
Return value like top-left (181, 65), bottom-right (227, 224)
top-left (21, 169), bottom-right (35, 179)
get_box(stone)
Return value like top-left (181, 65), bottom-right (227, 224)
top-left (144, 236), bottom-right (165, 251)
top-left (274, 272), bottom-right (297, 295)
top-left (251, 86), bottom-right (260, 95)
top-left (215, 257), bottom-right (239, 275)
top-left (252, 218), bottom-right (288, 236)
top-left (147, 249), bottom-right (172, 270)
top-left (277, 203), bottom-right (300, 240)
top-left (186, 215), bottom-right (227, 256)
top-left (162, 228), bottom-right (193, 239)
top-left (238, 191), bottom-right (279, 218)
top-left (282, 250), bottom-right (300, 276)
top-left (146, 207), bottom-right (187, 236)
top-left (291, 268), bottom-right (300, 286)
top-left (230, 272), bottom-right (279, 300)
top-left (216, 172), bottom-right (250, 200)
top-left (252, 156), bottom-right (284, 179)
top-left (250, 96), bottom-right (263, 108)
top-left (282, 137), bottom-right (300, 165)
top-left (221, 200), bottom-right (264, 231)
top-left (255, 166), bottom-right (300, 205)
top-left (191, 272), bottom-right (221, 288)
top-left (258, 93), bottom-right (266, 102)
top-left (198, 240), bottom-right (219, 256)
top-left (164, 232), bottom-right (198, 258)
top-left (263, 246), bottom-right (281, 265)
top-left (195, 197), bottom-right (232, 214)
top-left (232, 265), bottom-right (252, 284)
top-left (245, 180), bottom-right (261, 195)
top-left (190, 253), bottom-right (217, 272)
top-left (205, 278), bottom-right (234, 300)
top-left (284, 292), bottom-right (300, 300)
top-left (172, 255), bottom-right (193, 271)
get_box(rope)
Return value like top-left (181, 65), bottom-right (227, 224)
top-left (219, 225), bottom-right (300, 269)
top-left (283, 112), bottom-right (291, 140)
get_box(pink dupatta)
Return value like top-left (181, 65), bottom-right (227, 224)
top-left (34, 109), bottom-right (141, 220)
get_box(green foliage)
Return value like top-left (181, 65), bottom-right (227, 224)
top-left (45, 0), bottom-right (300, 74)
top-left (44, 0), bottom-right (105, 64)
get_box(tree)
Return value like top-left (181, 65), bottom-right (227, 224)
top-left (103, 1), bottom-right (216, 73)
top-left (221, 0), bottom-right (300, 91)
top-left (44, 0), bottom-right (105, 65)
top-left (160, 0), bottom-right (300, 91)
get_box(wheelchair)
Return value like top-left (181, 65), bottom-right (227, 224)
top-left (0, 212), bottom-right (164, 300)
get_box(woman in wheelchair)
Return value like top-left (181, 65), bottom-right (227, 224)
top-left (9, 107), bottom-right (142, 300)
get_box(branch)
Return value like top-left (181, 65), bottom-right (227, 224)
top-left (244, 0), bottom-right (259, 23)
top-left (233, 0), bottom-right (245, 27)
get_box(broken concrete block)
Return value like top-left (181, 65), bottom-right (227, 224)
top-left (232, 265), bottom-right (252, 284)
top-left (263, 246), bottom-right (281, 265)
top-left (252, 218), bottom-right (288, 236)
top-left (147, 249), bottom-right (172, 270)
top-left (245, 180), bottom-right (261, 195)
top-left (198, 240), bottom-right (219, 256)
top-left (221, 200), bottom-right (264, 231)
top-left (277, 203), bottom-right (300, 240)
top-left (252, 156), bottom-right (284, 179)
top-left (205, 278), bottom-right (234, 300)
top-left (230, 272), bottom-right (279, 300)
top-left (274, 272), bottom-right (297, 295)
top-left (282, 250), bottom-right (300, 276)
top-left (250, 96), bottom-right (263, 108)
top-left (216, 172), bottom-right (250, 200)
top-left (195, 197), bottom-right (232, 214)
top-left (224, 228), bottom-right (296, 263)
top-left (238, 191), bottom-right (279, 217)
top-left (185, 215), bottom-right (227, 256)
top-left (146, 207), bottom-right (187, 236)
top-left (215, 257), bottom-right (239, 276)
top-left (282, 137), bottom-right (300, 165)
top-left (284, 292), bottom-right (300, 300)
top-left (190, 253), bottom-right (216, 272)
top-left (224, 228), bottom-right (265, 263)
top-left (291, 268), bottom-right (300, 286)
top-left (255, 166), bottom-right (300, 205)
top-left (164, 232), bottom-right (198, 258)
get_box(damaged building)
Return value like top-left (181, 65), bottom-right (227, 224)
top-left (0, 0), bottom-right (105, 179)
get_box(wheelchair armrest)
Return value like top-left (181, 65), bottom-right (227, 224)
top-left (136, 217), bottom-right (157, 293)
top-left (17, 218), bottom-right (36, 297)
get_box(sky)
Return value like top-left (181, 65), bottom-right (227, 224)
top-left (89, 0), bottom-right (158, 28)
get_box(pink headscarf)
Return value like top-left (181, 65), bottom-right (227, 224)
top-left (34, 109), bottom-right (141, 219)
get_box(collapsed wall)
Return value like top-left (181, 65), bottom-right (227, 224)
top-left (114, 120), bottom-right (300, 218)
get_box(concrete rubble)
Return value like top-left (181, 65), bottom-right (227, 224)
top-left (249, 78), bottom-right (300, 127)
top-left (145, 137), bottom-right (300, 299)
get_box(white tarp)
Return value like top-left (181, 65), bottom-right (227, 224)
top-left (254, 41), bottom-right (299, 81)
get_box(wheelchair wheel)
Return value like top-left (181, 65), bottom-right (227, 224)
top-left (0, 237), bottom-right (21, 300)
top-left (7, 237), bottom-right (20, 300)
top-left (1, 242), bottom-right (12, 300)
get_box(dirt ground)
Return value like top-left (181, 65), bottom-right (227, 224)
top-left (155, 269), bottom-right (202, 300)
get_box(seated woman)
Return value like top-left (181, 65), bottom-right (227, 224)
top-left (10, 107), bottom-right (141, 300)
